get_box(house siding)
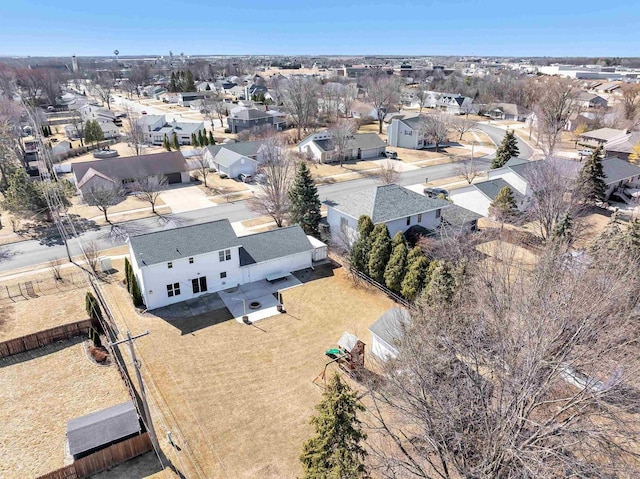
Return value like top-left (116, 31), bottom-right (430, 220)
top-left (241, 251), bottom-right (312, 284)
top-left (450, 187), bottom-right (493, 217)
top-left (371, 334), bottom-right (398, 360)
top-left (486, 169), bottom-right (529, 195)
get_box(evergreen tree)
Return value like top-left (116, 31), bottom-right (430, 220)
top-left (169, 72), bottom-right (178, 93)
top-left (384, 232), bottom-right (408, 292)
top-left (489, 186), bottom-right (517, 222)
top-left (400, 249), bottom-right (429, 301)
top-left (201, 130), bottom-right (209, 146)
top-left (349, 215), bottom-right (375, 273)
top-left (357, 215), bottom-right (374, 239)
top-left (48, 125), bottom-right (53, 136)
top-left (124, 257), bottom-right (132, 293)
top-left (84, 120), bottom-right (94, 145)
top-left (591, 211), bottom-right (623, 254)
top-left (491, 130), bottom-right (520, 169)
top-left (191, 133), bottom-right (198, 147)
top-left (552, 212), bottom-right (573, 243)
top-left (426, 261), bottom-right (456, 304)
top-left (289, 162), bottom-right (322, 236)
top-left (171, 131), bottom-right (180, 150)
top-left (578, 146), bottom-right (607, 204)
top-left (129, 272), bottom-right (143, 307)
top-left (300, 373), bottom-right (368, 479)
top-left (85, 291), bottom-right (103, 321)
top-left (1, 168), bottom-right (49, 220)
top-left (368, 224), bottom-right (391, 283)
top-left (163, 134), bottom-right (171, 151)
top-left (197, 130), bottom-right (204, 146)
top-left (184, 70), bottom-right (196, 91)
top-left (209, 131), bottom-right (215, 145)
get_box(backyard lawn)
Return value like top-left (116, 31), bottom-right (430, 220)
top-left (103, 260), bottom-right (394, 479)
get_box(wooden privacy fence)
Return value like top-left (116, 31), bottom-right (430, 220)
top-left (0, 319), bottom-right (91, 358)
top-left (35, 432), bottom-right (153, 479)
top-left (349, 267), bottom-right (411, 308)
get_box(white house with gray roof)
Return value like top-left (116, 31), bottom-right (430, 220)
top-left (369, 307), bottom-right (411, 360)
top-left (137, 114), bottom-right (204, 146)
top-left (297, 131), bottom-right (386, 163)
top-left (128, 219), bottom-right (315, 310)
top-left (386, 115), bottom-right (429, 149)
top-left (202, 140), bottom-right (271, 178)
top-left (325, 184), bottom-right (450, 245)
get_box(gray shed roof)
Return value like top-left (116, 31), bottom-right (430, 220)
top-left (326, 184), bottom-right (450, 224)
top-left (205, 140), bottom-right (268, 159)
top-left (73, 151), bottom-right (188, 184)
top-left (369, 307), bottom-right (411, 348)
top-left (474, 178), bottom-right (523, 202)
top-left (129, 219), bottom-right (240, 267)
top-left (602, 156), bottom-right (640, 184)
top-left (441, 204), bottom-right (482, 228)
top-left (67, 401), bottom-right (140, 457)
top-left (239, 225), bottom-right (313, 266)
top-left (213, 148), bottom-right (257, 169)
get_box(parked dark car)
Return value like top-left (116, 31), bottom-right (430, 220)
top-left (423, 187), bottom-right (449, 199)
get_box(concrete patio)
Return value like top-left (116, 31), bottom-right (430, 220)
top-left (218, 276), bottom-right (302, 323)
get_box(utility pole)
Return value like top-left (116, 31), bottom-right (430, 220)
top-left (110, 330), bottom-right (160, 454)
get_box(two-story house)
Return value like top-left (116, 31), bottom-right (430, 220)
top-left (226, 107), bottom-right (286, 134)
top-left (386, 115), bottom-right (429, 149)
top-left (325, 184), bottom-right (451, 245)
top-left (128, 219), bottom-right (315, 310)
top-left (138, 115), bottom-right (204, 146)
top-left (297, 131), bottom-right (386, 163)
top-left (202, 140), bottom-right (272, 178)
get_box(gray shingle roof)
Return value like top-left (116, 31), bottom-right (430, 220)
top-left (205, 140), bottom-right (268, 159)
top-left (129, 219), bottom-right (240, 267)
top-left (348, 133), bottom-right (386, 150)
top-left (580, 128), bottom-right (628, 142)
top-left (441, 204), bottom-right (482, 228)
top-left (212, 148), bottom-right (257, 169)
top-left (369, 307), bottom-right (410, 348)
top-left (474, 178), bottom-right (522, 202)
top-left (326, 184), bottom-right (450, 224)
top-left (72, 151), bottom-right (188, 184)
top-left (238, 225), bottom-right (313, 266)
top-left (602, 156), bottom-right (640, 184)
top-left (67, 401), bottom-right (140, 457)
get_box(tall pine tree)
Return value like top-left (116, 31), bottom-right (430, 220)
top-left (171, 132), bottom-right (180, 150)
top-left (368, 224), bottom-right (392, 283)
top-left (491, 130), bottom-right (520, 169)
top-left (400, 247), bottom-right (429, 301)
top-left (163, 134), bottom-right (172, 151)
top-left (426, 261), bottom-right (456, 304)
top-left (489, 186), bottom-right (517, 222)
top-left (384, 232), bottom-right (408, 293)
top-left (578, 146), bottom-right (607, 204)
top-left (349, 215), bottom-right (375, 273)
top-left (209, 131), bottom-right (215, 145)
top-left (289, 162), bottom-right (322, 236)
top-left (300, 373), bottom-right (368, 479)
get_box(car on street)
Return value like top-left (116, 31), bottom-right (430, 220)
top-left (238, 173), bottom-right (253, 183)
top-left (141, 111), bottom-right (147, 115)
top-left (578, 148), bottom-right (593, 157)
top-left (423, 187), bottom-right (449, 199)
top-left (384, 150), bottom-right (398, 159)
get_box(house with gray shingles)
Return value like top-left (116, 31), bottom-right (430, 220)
top-left (202, 140), bottom-right (271, 178)
top-left (137, 115), bottom-right (204, 146)
top-left (71, 151), bottom-right (190, 196)
top-left (606, 132), bottom-right (640, 161)
top-left (325, 184), bottom-right (450, 245)
top-left (128, 219), bottom-right (315, 310)
top-left (227, 107), bottom-right (286, 134)
top-left (369, 307), bottom-right (411, 360)
top-left (297, 131), bottom-right (386, 163)
top-left (386, 115), bottom-right (429, 149)
top-left (579, 127), bottom-right (629, 149)
top-left (600, 156), bottom-right (640, 202)
top-left (486, 103), bottom-right (531, 122)
top-left (575, 92), bottom-right (608, 109)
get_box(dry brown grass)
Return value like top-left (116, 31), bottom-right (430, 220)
top-left (102, 261), bottom-right (394, 479)
top-left (60, 142), bottom-right (168, 165)
top-left (0, 338), bottom-right (131, 478)
top-left (67, 195), bottom-right (168, 222)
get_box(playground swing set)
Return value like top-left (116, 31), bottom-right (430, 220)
top-left (313, 332), bottom-right (366, 388)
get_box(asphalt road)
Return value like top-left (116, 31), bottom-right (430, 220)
top-left (0, 125), bottom-right (534, 273)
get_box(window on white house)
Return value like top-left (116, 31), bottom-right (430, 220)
top-left (220, 272), bottom-right (227, 279)
top-left (167, 283), bottom-right (180, 297)
top-left (167, 262), bottom-right (173, 269)
top-left (418, 213), bottom-right (423, 222)
top-left (406, 216), bottom-right (411, 226)
top-left (218, 249), bottom-right (231, 262)
top-left (189, 257), bottom-right (194, 264)
top-left (436, 209), bottom-right (441, 219)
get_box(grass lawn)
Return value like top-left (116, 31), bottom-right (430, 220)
top-left (67, 194), bottom-right (169, 225)
top-left (0, 338), bottom-right (131, 478)
top-left (102, 261), bottom-right (394, 479)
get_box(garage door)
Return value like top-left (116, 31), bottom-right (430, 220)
top-left (166, 172), bottom-right (182, 184)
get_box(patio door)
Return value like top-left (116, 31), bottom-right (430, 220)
top-left (192, 276), bottom-right (208, 294)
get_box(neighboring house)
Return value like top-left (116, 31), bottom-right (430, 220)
top-left (96, 120), bottom-right (119, 139)
top-left (176, 92), bottom-right (209, 107)
top-left (436, 93), bottom-right (474, 115)
top-left (486, 103), bottom-right (531, 122)
top-left (575, 92), bottom-right (608, 109)
top-left (72, 151), bottom-right (190, 196)
top-left (128, 219), bottom-right (315, 310)
top-left (142, 85), bottom-right (167, 99)
top-left (601, 156), bottom-right (640, 202)
top-left (227, 107), bottom-right (286, 133)
top-left (369, 307), bottom-right (411, 360)
top-left (325, 184), bottom-right (450, 245)
top-left (51, 140), bottom-right (72, 158)
top-left (348, 101), bottom-right (378, 119)
top-left (565, 112), bottom-right (599, 132)
top-left (79, 104), bottom-right (116, 122)
top-left (202, 140), bottom-right (272, 178)
top-left (386, 115), bottom-right (429, 149)
top-left (297, 131), bottom-right (386, 163)
top-left (606, 132), bottom-right (640, 161)
top-left (450, 178), bottom-right (528, 217)
top-left (579, 127), bottom-right (630, 149)
top-left (137, 115), bottom-right (204, 146)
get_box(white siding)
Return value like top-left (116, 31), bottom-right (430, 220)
top-left (486, 169), bottom-right (529, 195)
top-left (387, 119), bottom-right (419, 149)
top-left (240, 251), bottom-right (312, 284)
top-left (384, 210), bottom-right (441, 237)
top-left (225, 158), bottom-right (258, 178)
top-left (371, 334), bottom-right (398, 360)
top-left (326, 206), bottom-right (359, 246)
top-left (450, 187), bottom-right (492, 217)
top-left (136, 246), bottom-right (243, 310)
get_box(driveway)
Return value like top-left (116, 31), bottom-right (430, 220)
top-left (160, 183), bottom-right (212, 214)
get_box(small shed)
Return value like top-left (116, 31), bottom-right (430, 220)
top-left (369, 308), bottom-right (411, 360)
top-left (337, 332), bottom-right (365, 372)
top-left (67, 401), bottom-right (141, 459)
top-left (307, 235), bottom-right (328, 262)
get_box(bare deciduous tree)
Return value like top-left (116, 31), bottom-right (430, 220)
top-left (419, 112), bottom-right (451, 152)
top-left (68, 110), bottom-right (86, 146)
top-left (377, 160), bottom-right (399, 185)
top-left (328, 119), bottom-right (357, 166)
top-left (248, 138), bottom-right (294, 227)
top-left (92, 73), bottom-right (115, 110)
top-left (84, 185), bottom-right (126, 222)
top-left (124, 108), bottom-right (146, 156)
top-left (367, 244), bottom-right (640, 479)
top-left (451, 117), bottom-right (476, 141)
top-left (455, 156), bottom-right (480, 184)
top-left (534, 79), bottom-right (576, 157)
top-left (192, 154), bottom-right (213, 187)
top-left (619, 83), bottom-right (640, 129)
top-left (364, 75), bottom-right (403, 134)
top-left (277, 76), bottom-right (319, 140)
top-left (84, 241), bottom-right (101, 275)
top-left (133, 175), bottom-right (167, 214)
